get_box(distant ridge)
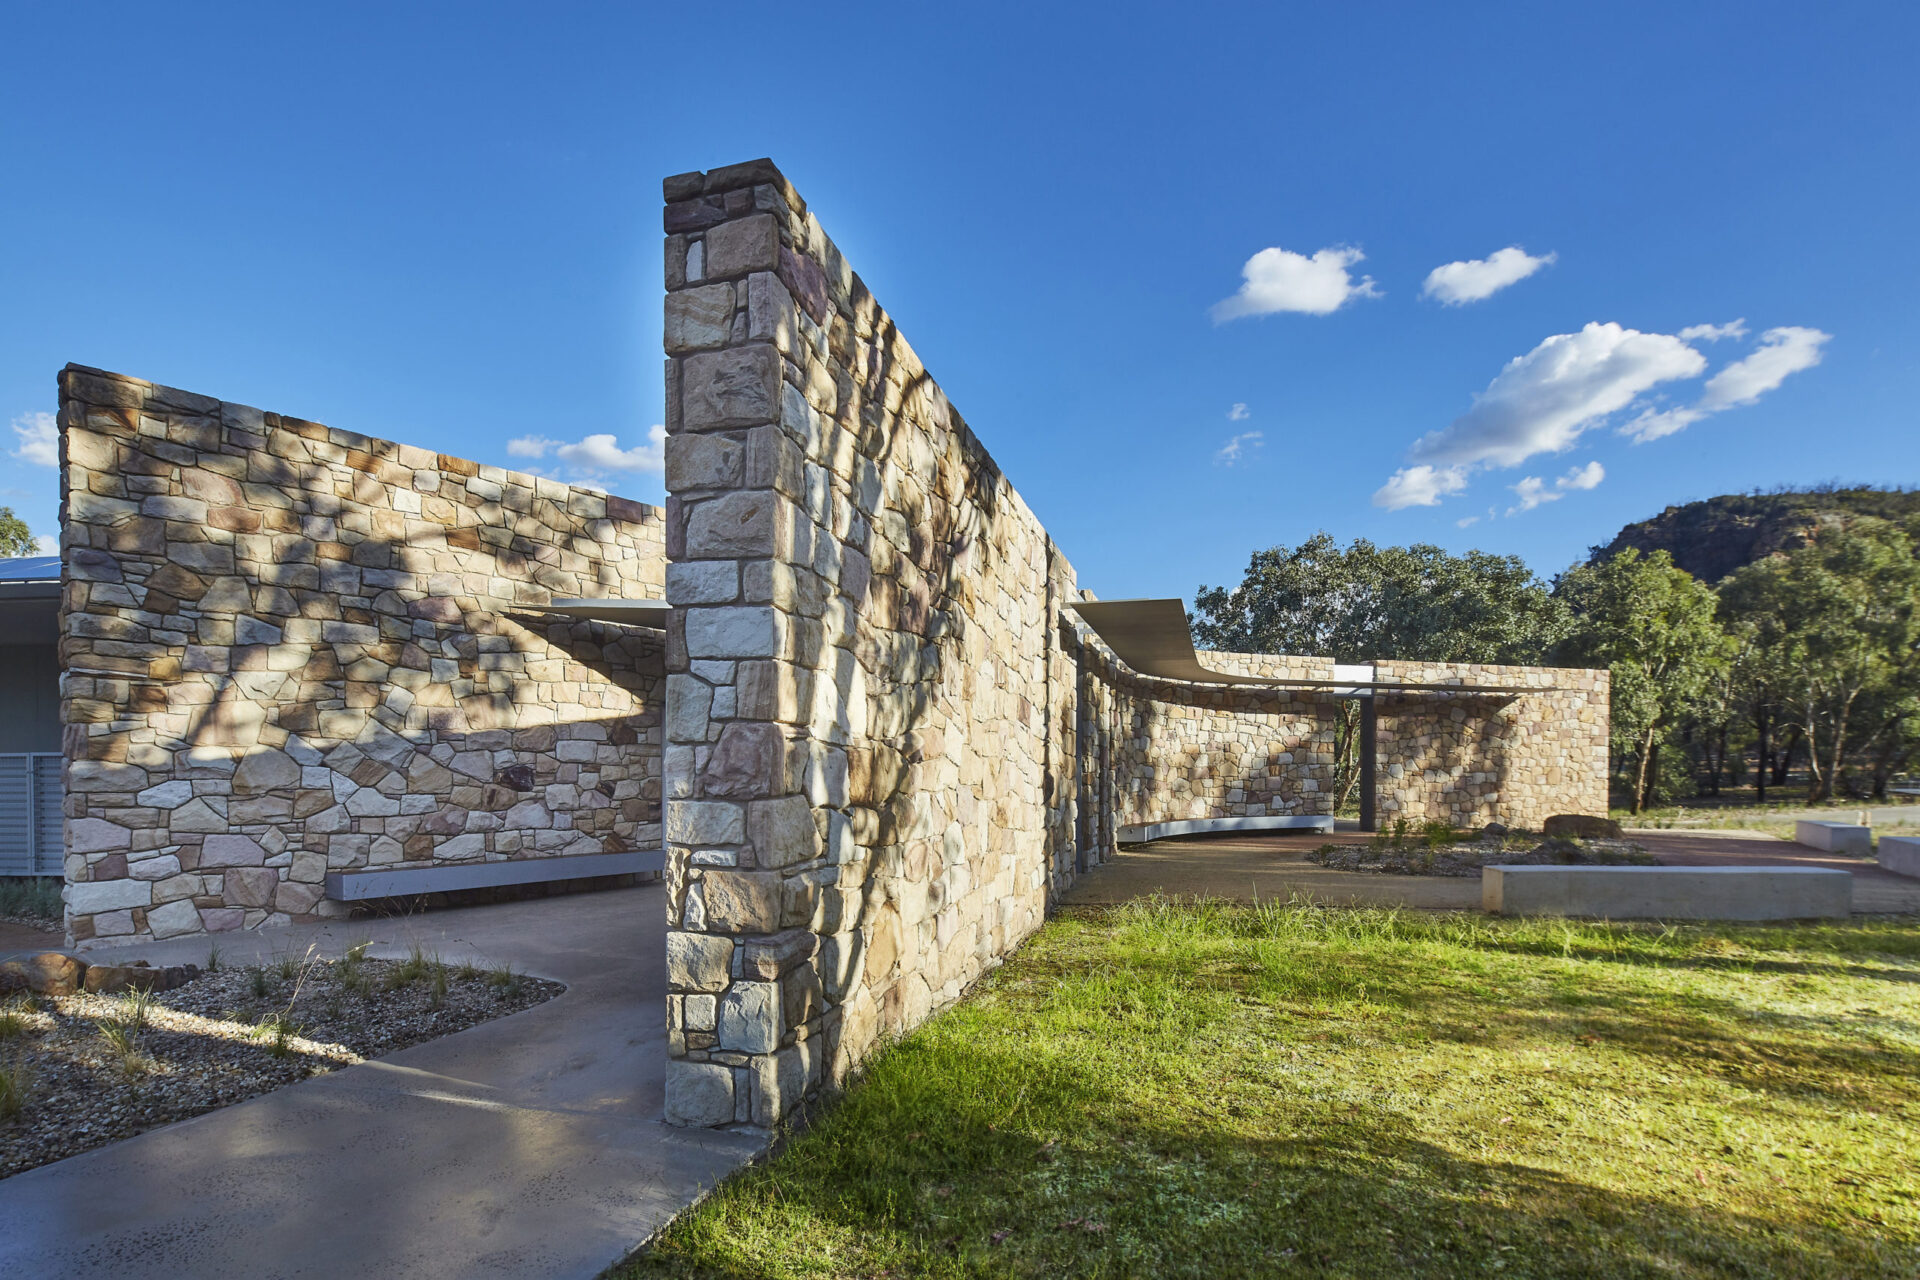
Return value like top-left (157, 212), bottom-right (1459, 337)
top-left (1592, 486), bottom-right (1920, 582)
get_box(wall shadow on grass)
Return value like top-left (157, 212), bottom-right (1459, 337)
top-left (627, 1018), bottom-right (1904, 1279)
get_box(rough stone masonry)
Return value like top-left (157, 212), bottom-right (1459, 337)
top-left (56, 367), bottom-right (667, 944)
top-left (41, 159), bottom-right (1605, 1126)
top-left (656, 159), bottom-right (1608, 1127)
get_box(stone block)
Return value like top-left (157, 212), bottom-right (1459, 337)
top-left (664, 283), bottom-right (735, 352)
top-left (704, 214), bottom-right (778, 278)
top-left (698, 872), bottom-right (781, 933)
top-left (665, 434), bottom-right (745, 494)
top-left (200, 834), bottom-right (268, 867)
top-left (1795, 820), bottom-right (1872, 855)
top-left (0, 953), bottom-right (87, 996)
top-left (1484, 865), bottom-right (1851, 920)
top-left (224, 866), bottom-right (280, 908)
top-left (667, 800), bottom-right (745, 846)
top-left (717, 980), bottom-right (780, 1054)
top-left (684, 607), bottom-right (780, 660)
top-left (67, 818), bottom-right (133, 855)
top-left (666, 559), bottom-right (740, 606)
top-left (663, 1060), bottom-right (736, 1127)
top-left (684, 491), bottom-right (780, 558)
top-left (702, 724), bottom-right (783, 799)
top-left (680, 346), bottom-right (780, 430)
top-left (66, 879), bottom-right (152, 914)
top-left (1877, 836), bottom-right (1920, 879)
top-left (742, 928), bottom-right (817, 980)
top-left (667, 931), bottom-right (734, 992)
top-left (748, 794), bottom-right (818, 869)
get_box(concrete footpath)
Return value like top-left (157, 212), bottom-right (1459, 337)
top-left (0, 885), bottom-right (765, 1280)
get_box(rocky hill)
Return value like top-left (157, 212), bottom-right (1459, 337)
top-left (1594, 487), bottom-right (1920, 583)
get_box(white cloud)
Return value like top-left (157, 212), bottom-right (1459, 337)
top-left (1678, 319), bottom-right (1748, 343)
top-left (1215, 431), bottom-right (1264, 466)
top-left (1420, 247), bottom-right (1556, 306)
top-left (1455, 514), bottom-right (1481, 528)
top-left (1561, 459), bottom-right (1605, 490)
top-left (1506, 460), bottom-right (1606, 515)
top-left (33, 533), bottom-right (57, 555)
top-left (1407, 322), bottom-right (1706, 470)
top-left (1227, 403), bottom-right (1250, 421)
top-left (503, 429), bottom-right (668, 491)
top-left (1211, 245), bottom-right (1381, 321)
top-left (1620, 326), bottom-right (1830, 443)
top-left (1698, 326), bottom-right (1830, 412)
top-left (1373, 464), bottom-right (1470, 510)
top-left (506, 427), bottom-right (666, 482)
top-left (10, 412), bottom-right (57, 467)
top-left (506, 435), bottom-right (555, 459)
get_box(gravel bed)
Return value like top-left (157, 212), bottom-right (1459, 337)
top-left (0, 951), bottom-right (561, 1179)
top-left (1308, 836), bottom-right (1659, 877)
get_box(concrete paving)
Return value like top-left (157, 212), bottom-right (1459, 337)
top-left (0, 885), bottom-right (765, 1280)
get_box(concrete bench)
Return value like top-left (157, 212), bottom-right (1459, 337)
top-left (1483, 865), bottom-right (1851, 920)
top-left (325, 849), bottom-right (665, 902)
top-left (1795, 820), bottom-right (1872, 854)
top-left (1879, 836), bottom-right (1920, 879)
top-left (1118, 815), bottom-right (1335, 844)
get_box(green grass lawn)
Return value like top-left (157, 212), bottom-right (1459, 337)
top-left (619, 901), bottom-right (1920, 1279)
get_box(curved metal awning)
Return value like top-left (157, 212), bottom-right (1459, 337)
top-left (1067, 598), bottom-right (1552, 694)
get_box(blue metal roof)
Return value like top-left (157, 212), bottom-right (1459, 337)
top-left (0, 556), bottom-right (59, 582)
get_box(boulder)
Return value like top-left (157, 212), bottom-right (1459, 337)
top-left (83, 960), bottom-right (201, 995)
top-left (0, 952), bottom-right (87, 996)
top-left (1542, 814), bottom-right (1623, 840)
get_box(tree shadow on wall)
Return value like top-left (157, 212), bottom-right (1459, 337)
top-left (67, 522), bottom-right (667, 897)
top-left (1376, 691), bottom-right (1517, 825)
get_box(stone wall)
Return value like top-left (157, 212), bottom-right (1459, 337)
top-left (659, 161), bottom-right (1083, 1127)
top-left (57, 366), bottom-right (668, 946)
top-left (1372, 660), bottom-right (1609, 828)
top-left (1084, 648), bottom-right (1608, 837)
top-left (656, 160), bottom-right (1613, 1129)
top-left (1076, 648), bottom-right (1341, 842)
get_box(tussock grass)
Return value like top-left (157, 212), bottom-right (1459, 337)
top-left (0, 877), bottom-right (61, 924)
top-left (621, 897), bottom-right (1920, 1279)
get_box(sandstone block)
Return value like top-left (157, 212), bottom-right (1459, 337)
top-left (717, 980), bottom-right (780, 1054)
top-left (667, 931), bottom-right (734, 992)
top-left (680, 346), bottom-right (780, 430)
top-left (224, 866), bottom-right (280, 908)
top-left (663, 1060), bottom-right (736, 1127)
top-left (699, 871), bottom-right (781, 933)
top-left (664, 283), bottom-right (735, 352)
top-left (704, 214), bottom-right (778, 278)
top-left (684, 607), bottom-right (780, 660)
top-left (0, 953), bottom-right (87, 996)
top-left (665, 433), bottom-right (746, 493)
top-left (667, 800), bottom-right (745, 846)
top-left (684, 491), bottom-right (779, 558)
top-left (666, 559), bottom-right (740, 606)
top-left (749, 795), bottom-right (818, 869)
top-left (200, 834), bottom-right (268, 867)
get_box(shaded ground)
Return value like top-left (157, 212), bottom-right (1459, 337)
top-left (1063, 829), bottom-right (1920, 913)
top-left (621, 902), bottom-right (1920, 1279)
top-left (0, 918), bottom-right (61, 956)
top-left (1, 952), bottom-right (560, 1179)
top-left (0, 885), bottom-right (763, 1280)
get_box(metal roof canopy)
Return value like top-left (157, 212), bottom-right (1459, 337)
top-left (1067, 598), bottom-right (1553, 695)
top-left (537, 598), bottom-right (671, 628)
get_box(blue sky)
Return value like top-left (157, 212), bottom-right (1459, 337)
top-left (3, 2), bottom-right (1915, 600)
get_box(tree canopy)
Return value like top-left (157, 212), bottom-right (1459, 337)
top-left (0, 507), bottom-right (38, 558)
top-left (1191, 532), bottom-right (1568, 664)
